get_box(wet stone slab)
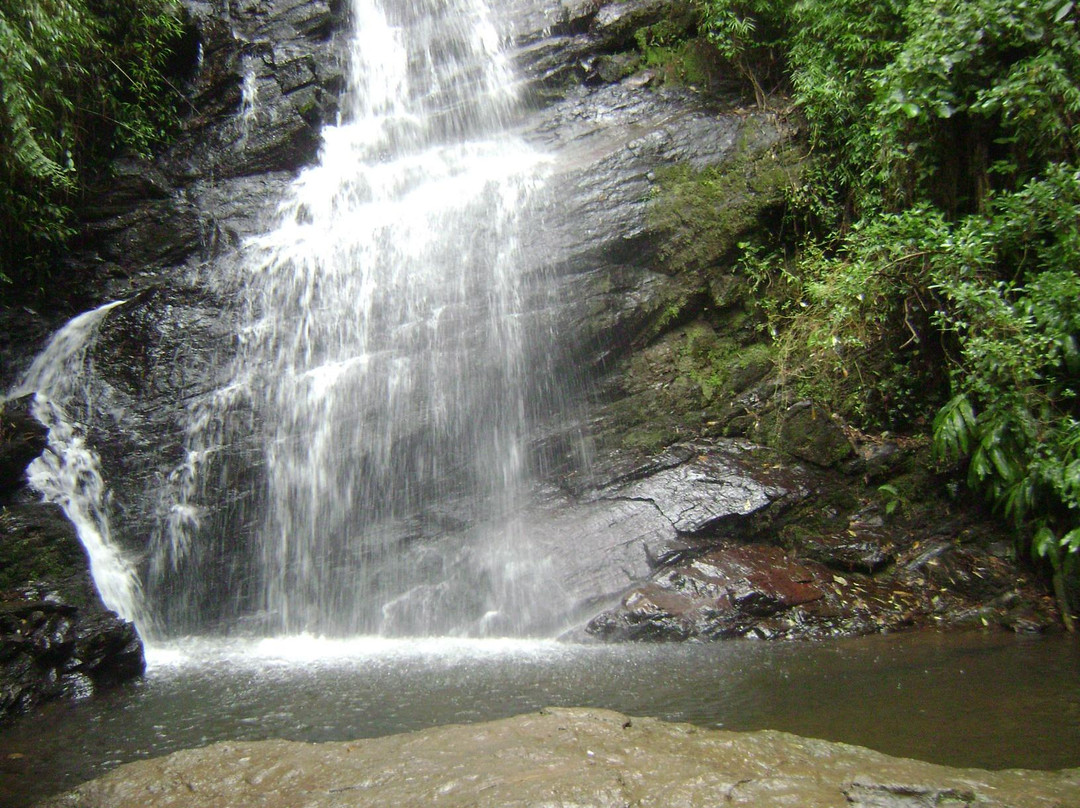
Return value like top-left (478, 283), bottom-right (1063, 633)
top-left (37, 707), bottom-right (1080, 808)
top-left (592, 442), bottom-right (810, 535)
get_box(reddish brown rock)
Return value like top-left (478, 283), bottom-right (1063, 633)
top-left (587, 544), bottom-right (837, 640)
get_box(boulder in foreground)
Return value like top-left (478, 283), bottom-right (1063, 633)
top-left (39, 707), bottom-right (1080, 807)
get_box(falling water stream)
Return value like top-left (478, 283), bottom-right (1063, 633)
top-left (13, 0), bottom-right (566, 640)
top-left (8, 303), bottom-right (147, 627)
top-left (166, 0), bottom-right (560, 637)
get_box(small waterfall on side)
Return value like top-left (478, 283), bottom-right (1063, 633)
top-left (6, 303), bottom-right (148, 628)
top-left (150, 0), bottom-right (565, 637)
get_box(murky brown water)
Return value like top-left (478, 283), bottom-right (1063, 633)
top-left (2, 630), bottom-right (1078, 807)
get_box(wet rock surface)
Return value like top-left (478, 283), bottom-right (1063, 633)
top-left (0, 423), bottom-right (145, 720)
top-left (540, 440), bottom-right (1058, 642)
top-left (37, 707), bottom-right (1080, 808)
top-left (527, 441), bottom-right (814, 625)
top-left (1, 0), bottom-right (349, 644)
top-left (0, 582), bottom-right (144, 718)
top-left (586, 543), bottom-right (834, 641)
top-left (0, 397), bottom-right (47, 499)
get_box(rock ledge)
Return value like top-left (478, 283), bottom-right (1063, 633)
top-left (39, 707), bottom-right (1080, 808)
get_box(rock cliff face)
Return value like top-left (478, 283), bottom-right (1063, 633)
top-left (0, 0), bottom-right (1060, 717)
top-left (2, 0), bottom-right (345, 719)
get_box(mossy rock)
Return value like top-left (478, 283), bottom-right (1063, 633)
top-left (591, 52), bottom-right (642, 84)
top-left (0, 503), bottom-right (101, 611)
top-left (591, 317), bottom-right (782, 454)
top-left (650, 119), bottom-right (803, 275)
top-left (776, 401), bottom-right (854, 468)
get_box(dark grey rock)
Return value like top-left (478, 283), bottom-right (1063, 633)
top-left (594, 441), bottom-right (804, 535)
top-left (527, 442), bottom-right (818, 626)
top-left (0, 587), bottom-right (144, 719)
top-left (802, 533), bottom-right (896, 574)
top-left (0, 396), bottom-right (47, 500)
top-left (0, 504), bottom-right (145, 721)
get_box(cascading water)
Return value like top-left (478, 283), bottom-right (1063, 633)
top-left (6, 0), bottom-right (572, 643)
top-left (7, 303), bottom-right (148, 628)
top-left (145, 0), bottom-right (566, 638)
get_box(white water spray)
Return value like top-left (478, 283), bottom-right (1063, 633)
top-left (153, 0), bottom-right (561, 637)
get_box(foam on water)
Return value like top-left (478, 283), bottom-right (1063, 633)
top-left (145, 634), bottom-right (569, 671)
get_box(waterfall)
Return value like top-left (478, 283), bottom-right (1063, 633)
top-left (5, 0), bottom-right (570, 642)
top-left (149, 0), bottom-right (563, 637)
top-left (7, 303), bottom-right (148, 627)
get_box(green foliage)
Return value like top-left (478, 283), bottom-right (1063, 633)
top-left (744, 206), bottom-right (948, 424)
top-left (930, 166), bottom-right (1080, 607)
top-left (877, 483), bottom-right (902, 517)
top-left (0, 0), bottom-right (183, 296)
top-left (875, 0), bottom-right (1080, 211)
top-left (685, 0), bottom-right (1080, 617)
top-left (787, 0), bottom-right (904, 224)
top-left (697, 0), bottom-right (791, 105)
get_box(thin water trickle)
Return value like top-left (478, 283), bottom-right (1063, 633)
top-left (238, 55), bottom-right (259, 140)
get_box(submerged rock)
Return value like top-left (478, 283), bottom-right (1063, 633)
top-left (36, 707), bottom-right (1080, 808)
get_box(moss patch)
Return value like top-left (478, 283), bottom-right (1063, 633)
top-left (591, 315), bottom-right (777, 455)
top-left (650, 122), bottom-right (803, 276)
top-left (0, 504), bottom-right (97, 610)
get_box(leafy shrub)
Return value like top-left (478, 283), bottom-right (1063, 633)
top-left (697, 0), bottom-right (792, 106)
top-left (0, 0), bottom-right (183, 294)
top-left (690, 0), bottom-right (1080, 620)
top-left (931, 166), bottom-right (1080, 627)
